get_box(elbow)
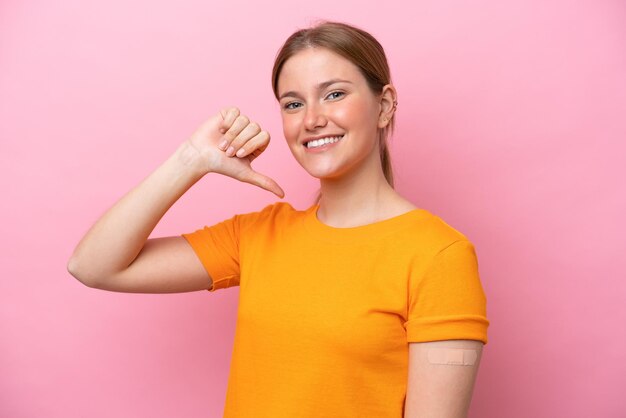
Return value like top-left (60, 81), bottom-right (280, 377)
top-left (67, 256), bottom-right (99, 288)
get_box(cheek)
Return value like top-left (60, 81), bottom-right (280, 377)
top-left (336, 98), bottom-right (372, 126)
top-left (282, 118), bottom-right (300, 144)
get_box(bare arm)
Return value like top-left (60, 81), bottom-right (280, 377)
top-left (67, 141), bottom-right (211, 291)
top-left (67, 107), bottom-right (283, 293)
top-left (404, 339), bottom-right (484, 418)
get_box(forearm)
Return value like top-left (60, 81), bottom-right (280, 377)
top-left (68, 141), bottom-right (207, 284)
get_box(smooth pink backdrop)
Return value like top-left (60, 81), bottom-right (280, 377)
top-left (1, 1), bottom-right (624, 417)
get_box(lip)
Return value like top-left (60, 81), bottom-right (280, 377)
top-left (301, 133), bottom-right (345, 146)
top-left (303, 135), bottom-right (344, 153)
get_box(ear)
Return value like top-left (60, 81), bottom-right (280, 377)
top-left (377, 84), bottom-right (398, 129)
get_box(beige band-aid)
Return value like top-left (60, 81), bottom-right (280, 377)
top-left (427, 348), bottom-right (477, 366)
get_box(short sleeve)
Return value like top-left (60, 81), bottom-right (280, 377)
top-left (181, 205), bottom-right (272, 292)
top-left (405, 239), bottom-right (490, 344)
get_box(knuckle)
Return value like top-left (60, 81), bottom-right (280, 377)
top-left (237, 115), bottom-right (250, 124)
top-left (229, 137), bottom-right (242, 148)
top-left (223, 107), bottom-right (239, 121)
top-left (223, 130), bottom-right (235, 141)
top-left (239, 169), bottom-right (251, 182)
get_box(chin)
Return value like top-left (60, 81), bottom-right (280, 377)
top-left (302, 164), bottom-right (349, 181)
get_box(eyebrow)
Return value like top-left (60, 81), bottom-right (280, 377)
top-left (278, 79), bottom-right (353, 100)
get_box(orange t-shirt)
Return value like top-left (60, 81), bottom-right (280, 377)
top-left (182, 201), bottom-right (489, 418)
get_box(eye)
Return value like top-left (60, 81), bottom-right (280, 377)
top-left (282, 91), bottom-right (345, 110)
top-left (283, 101), bottom-right (301, 110)
top-left (326, 91), bottom-right (345, 100)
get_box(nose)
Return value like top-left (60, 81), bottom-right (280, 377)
top-left (303, 102), bottom-right (327, 131)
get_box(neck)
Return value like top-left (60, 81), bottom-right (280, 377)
top-left (316, 147), bottom-right (396, 228)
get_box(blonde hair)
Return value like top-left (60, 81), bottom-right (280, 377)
top-left (271, 20), bottom-right (396, 204)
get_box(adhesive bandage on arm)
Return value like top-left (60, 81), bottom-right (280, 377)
top-left (427, 348), bottom-right (478, 366)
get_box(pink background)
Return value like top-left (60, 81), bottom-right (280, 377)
top-left (2, 1), bottom-right (625, 417)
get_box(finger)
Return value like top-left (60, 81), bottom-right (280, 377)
top-left (219, 108), bottom-right (229, 133)
top-left (220, 114), bottom-right (250, 151)
top-left (220, 107), bottom-right (240, 134)
top-left (227, 122), bottom-right (261, 157)
top-left (241, 169), bottom-right (285, 198)
top-left (234, 130), bottom-right (270, 158)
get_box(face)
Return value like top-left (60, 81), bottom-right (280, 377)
top-left (277, 47), bottom-right (385, 180)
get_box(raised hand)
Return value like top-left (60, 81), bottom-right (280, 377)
top-left (186, 106), bottom-right (285, 198)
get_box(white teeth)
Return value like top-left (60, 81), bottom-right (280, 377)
top-left (306, 135), bottom-right (344, 149)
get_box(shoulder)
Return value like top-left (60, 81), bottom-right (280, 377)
top-left (396, 208), bottom-right (474, 256)
top-left (253, 200), bottom-right (301, 219)
top-left (385, 195), bottom-right (471, 249)
top-left (424, 211), bottom-right (470, 242)
top-left (235, 200), bottom-right (302, 230)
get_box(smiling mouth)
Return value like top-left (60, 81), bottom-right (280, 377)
top-left (303, 135), bottom-right (345, 149)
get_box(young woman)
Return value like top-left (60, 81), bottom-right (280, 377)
top-left (68, 20), bottom-right (489, 418)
